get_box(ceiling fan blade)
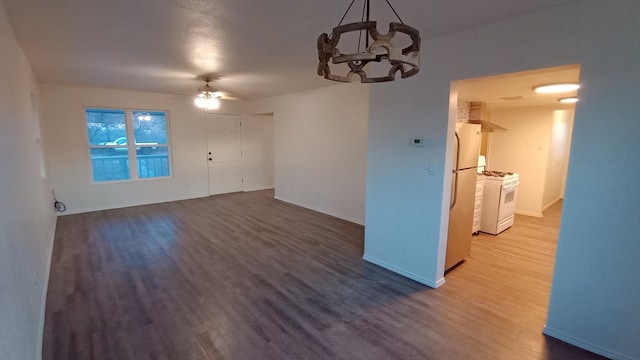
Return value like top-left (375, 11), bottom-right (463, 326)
top-left (214, 91), bottom-right (244, 101)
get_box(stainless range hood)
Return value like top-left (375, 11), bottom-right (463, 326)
top-left (469, 119), bottom-right (508, 132)
top-left (469, 102), bottom-right (508, 132)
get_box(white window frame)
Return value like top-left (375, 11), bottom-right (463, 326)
top-left (85, 107), bottom-right (173, 184)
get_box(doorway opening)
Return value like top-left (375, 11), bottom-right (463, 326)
top-left (443, 63), bottom-right (581, 319)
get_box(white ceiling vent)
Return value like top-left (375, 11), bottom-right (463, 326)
top-left (498, 96), bottom-right (524, 101)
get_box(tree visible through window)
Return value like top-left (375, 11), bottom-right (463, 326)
top-left (86, 108), bottom-right (171, 182)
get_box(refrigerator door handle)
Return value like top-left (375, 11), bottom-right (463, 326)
top-left (450, 132), bottom-right (460, 210)
top-left (450, 171), bottom-right (458, 209)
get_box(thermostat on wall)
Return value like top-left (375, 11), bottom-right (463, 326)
top-left (412, 137), bottom-right (425, 147)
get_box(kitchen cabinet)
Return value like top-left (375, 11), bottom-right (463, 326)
top-left (473, 176), bottom-right (484, 234)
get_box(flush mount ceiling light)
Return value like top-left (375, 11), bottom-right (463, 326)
top-left (194, 77), bottom-right (221, 110)
top-left (317, 0), bottom-right (421, 83)
top-left (532, 83), bottom-right (580, 94)
top-left (558, 96), bottom-right (579, 104)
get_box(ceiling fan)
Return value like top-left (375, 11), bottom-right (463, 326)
top-left (194, 76), bottom-right (242, 110)
top-left (194, 77), bottom-right (221, 110)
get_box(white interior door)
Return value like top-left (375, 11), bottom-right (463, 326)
top-left (206, 114), bottom-right (243, 195)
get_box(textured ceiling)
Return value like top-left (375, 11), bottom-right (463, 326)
top-left (3, 0), bottom-right (582, 100)
top-left (458, 65), bottom-right (581, 108)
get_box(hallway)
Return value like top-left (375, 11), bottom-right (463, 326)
top-left (443, 201), bottom-right (597, 358)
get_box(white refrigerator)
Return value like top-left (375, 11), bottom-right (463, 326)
top-left (445, 123), bottom-right (481, 270)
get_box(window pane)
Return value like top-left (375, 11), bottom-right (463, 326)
top-left (90, 149), bottom-right (130, 182)
top-left (133, 111), bottom-right (168, 145)
top-left (86, 109), bottom-right (127, 146)
top-left (137, 146), bottom-right (170, 179)
top-left (86, 108), bottom-right (171, 183)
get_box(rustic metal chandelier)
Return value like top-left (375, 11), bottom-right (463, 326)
top-left (317, 0), bottom-right (420, 83)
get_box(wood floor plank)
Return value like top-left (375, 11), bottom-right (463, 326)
top-left (43, 191), bottom-right (606, 359)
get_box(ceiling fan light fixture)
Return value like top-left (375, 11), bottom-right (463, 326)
top-left (532, 83), bottom-right (580, 94)
top-left (194, 78), bottom-right (221, 110)
top-left (317, 0), bottom-right (421, 83)
top-left (194, 93), bottom-right (220, 110)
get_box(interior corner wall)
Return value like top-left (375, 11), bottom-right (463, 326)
top-left (0, 3), bottom-right (57, 359)
top-left (487, 106), bottom-right (556, 217)
top-left (246, 83), bottom-right (368, 225)
top-left (364, 1), bottom-right (640, 358)
top-left (40, 85), bottom-right (245, 214)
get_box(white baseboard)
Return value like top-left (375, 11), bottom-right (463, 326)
top-left (515, 210), bottom-right (543, 218)
top-left (362, 255), bottom-right (445, 289)
top-left (543, 326), bottom-right (635, 360)
top-left (58, 193), bottom-right (210, 215)
top-left (516, 197), bottom-right (563, 218)
top-left (274, 195), bottom-right (364, 226)
top-left (542, 197), bottom-right (563, 212)
top-left (243, 186), bottom-right (275, 192)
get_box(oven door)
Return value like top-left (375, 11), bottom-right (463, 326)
top-left (498, 181), bottom-right (519, 221)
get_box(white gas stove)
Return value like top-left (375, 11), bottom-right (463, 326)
top-left (479, 171), bottom-right (520, 235)
top-left (481, 170), bottom-right (519, 184)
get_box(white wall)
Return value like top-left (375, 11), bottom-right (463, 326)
top-left (479, 106), bottom-right (574, 216)
top-left (0, 3), bottom-right (57, 359)
top-left (560, 110), bottom-right (574, 198)
top-left (241, 114), bottom-right (274, 191)
top-left (247, 83), bottom-right (368, 224)
top-left (488, 106), bottom-right (556, 217)
top-left (543, 109), bottom-right (573, 209)
top-left (364, 1), bottom-right (640, 358)
top-left (543, 2), bottom-right (640, 358)
top-left (40, 84), bottom-right (245, 214)
top-left (364, 76), bottom-right (453, 288)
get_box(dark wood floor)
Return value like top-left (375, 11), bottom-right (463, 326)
top-left (43, 190), bottom-right (606, 359)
